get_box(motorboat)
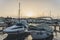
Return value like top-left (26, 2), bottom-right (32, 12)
top-left (30, 23), bottom-right (54, 40)
top-left (3, 20), bottom-right (28, 34)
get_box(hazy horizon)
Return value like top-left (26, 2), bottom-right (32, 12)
top-left (0, 0), bottom-right (60, 18)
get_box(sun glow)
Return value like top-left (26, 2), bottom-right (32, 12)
top-left (26, 11), bottom-right (33, 17)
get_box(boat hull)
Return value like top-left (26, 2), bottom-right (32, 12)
top-left (32, 34), bottom-right (53, 40)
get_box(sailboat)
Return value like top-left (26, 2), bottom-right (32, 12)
top-left (3, 1), bottom-right (29, 40)
top-left (3, 0), bottom-right (28, 34)
top-left (3, 20), bottom-right (28, 34)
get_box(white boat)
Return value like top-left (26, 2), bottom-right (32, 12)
top-left (30, 23), bottom-right (54, 40)
top-left (0, 18), bottom-right (6, 27)
top-left (3, 20), bottom-right (28, 34)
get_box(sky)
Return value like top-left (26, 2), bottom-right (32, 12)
top-left (0, 0), bottom-right (60, 18)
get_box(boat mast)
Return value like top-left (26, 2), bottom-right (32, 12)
top-left (18, 0), bottom-right (20, 22)
top-left (19, 2), bottom-right (20, 22)
top-left (50, 10), bottom-right (51, 17)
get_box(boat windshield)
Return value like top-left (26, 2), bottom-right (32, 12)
top-left (16, 23), bottom-right (24, 26)
top-left (16, 23), bottom-right (27, 28)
